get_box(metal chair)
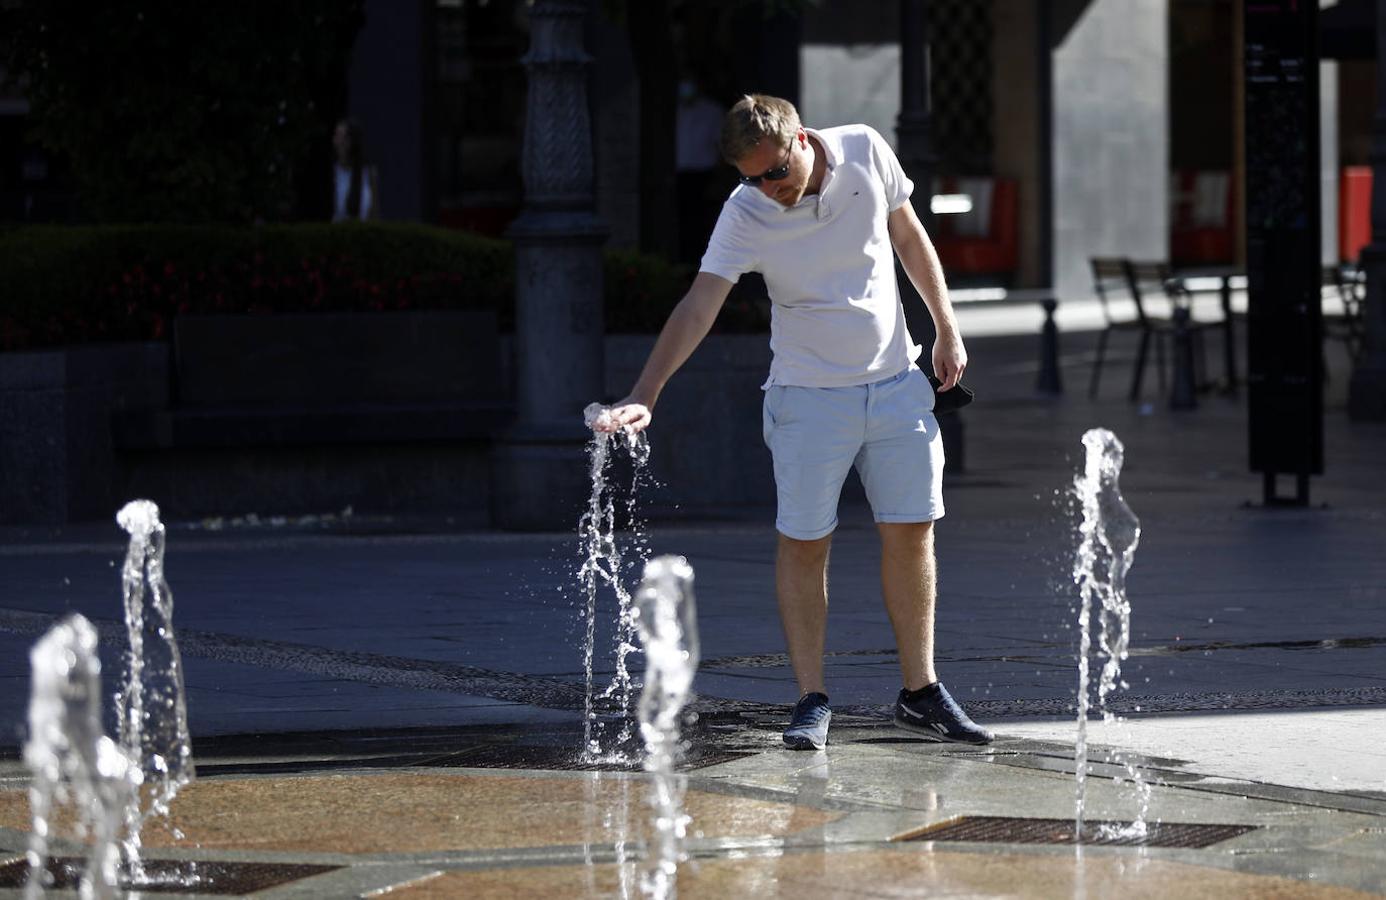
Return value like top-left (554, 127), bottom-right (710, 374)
top-left (1088, 257), bottom-right (1134, 399)
top-left (1324, 263), bottom-right (1366, 371)
top-left (1125, 260), bottom-right (1209, 401)
top-left (1088, 257), bottom-right (1203, 401)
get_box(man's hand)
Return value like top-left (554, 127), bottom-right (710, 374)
top-left (586, 399), bottom-right (652, 434)
top-left (932, 335), bottom-right (968, 392)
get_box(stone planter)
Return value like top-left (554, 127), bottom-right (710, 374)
top-left (0, 343), bottom-right (169, 525)
top-left (604, 333), bottom-right (775, 515)
top-left (0, 332), bottom-right (777, 526)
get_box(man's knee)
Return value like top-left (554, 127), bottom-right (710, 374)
top-left (878, 520), bottom-right (933, 537)
top-left (778, 531), bottom-right (833, 566)
top-left (877, 520), bottom-right (934, 554)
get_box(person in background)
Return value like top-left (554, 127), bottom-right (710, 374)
top-left (675, 77), bottom-right (726, 265)
top-left (332, 118), bottom-right (378, 222)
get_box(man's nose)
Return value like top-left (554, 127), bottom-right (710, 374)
top-left (759, 180), bottom-right (778, 198)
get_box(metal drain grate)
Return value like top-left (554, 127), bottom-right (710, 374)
top-left (899, 816), bottom-right (1257, 848)
top-left (439, 743), bottom-right (752, 772)
top-left (0, 858), bottom-right (339, 895)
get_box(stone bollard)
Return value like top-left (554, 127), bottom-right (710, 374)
top-left (1037, 297), bottom-right (1063, 394)
top-left (1169, 306), bottom-right (1198, 410)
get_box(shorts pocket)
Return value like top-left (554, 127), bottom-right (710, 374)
top-left (909, 367), bottom-right (936, 413)
top-left (762, 385), bottom-right (786, 446)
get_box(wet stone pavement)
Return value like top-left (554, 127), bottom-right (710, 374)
top-left (1, 331), bottom-right (1385, 896)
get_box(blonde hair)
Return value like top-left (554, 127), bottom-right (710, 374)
top-left (719, 94), bottom-right (801, 164)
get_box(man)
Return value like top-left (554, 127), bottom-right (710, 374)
top-left (594, 94), bottom-right (991, 749)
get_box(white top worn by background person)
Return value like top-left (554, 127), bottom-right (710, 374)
top-left (698, 125), bottom-right (920, 389)
top-left (676, 81), bottom-right (724, 173)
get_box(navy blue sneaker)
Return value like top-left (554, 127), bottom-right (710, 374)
top-left (783, 692), bottom-right (831, 750)
top-left (894, 682), bottom-right (993, 745)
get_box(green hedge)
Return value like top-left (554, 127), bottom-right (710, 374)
top-left (0, 223), bottom-right (768, 351)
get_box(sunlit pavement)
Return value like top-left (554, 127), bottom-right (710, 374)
top-left (1, 321), bottom-right (1384, 897)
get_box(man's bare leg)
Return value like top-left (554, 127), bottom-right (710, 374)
top-left (776, 532), bottom-right (832, 697)
top-left (880, 520), bottom-right (992, 743)
top-left (878, 521), bottom-right (938, 691)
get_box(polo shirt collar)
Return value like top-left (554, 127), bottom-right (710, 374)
top-left (797, 127), bottom-right (840, 216)
top-left (805, 127), bottom-right (841, 173)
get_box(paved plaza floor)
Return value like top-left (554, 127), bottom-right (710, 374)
top-left (0, 323), bottom-right (1384, 897)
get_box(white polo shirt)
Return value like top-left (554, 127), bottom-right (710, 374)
top-left (699, 124), bottom-right (921, 388)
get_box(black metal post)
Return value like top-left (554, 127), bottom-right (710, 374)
top-left (1037, 297), bottom-right (1064, 394)
top-left (1169, 306), bottom-right (1198, 410)
top-left (1243, 0), bottom-right (1323, 506)
top-left (1348, 0), bottom-right (1386, 419)
top-left (897, 0), bottom-right (935, 209)
top-left (897, 1), bottom-right (965, 468)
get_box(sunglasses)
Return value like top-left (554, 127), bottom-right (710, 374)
top-left (738, 144), bottom-right (793, 186)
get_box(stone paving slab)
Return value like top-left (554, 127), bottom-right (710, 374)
top-left (1, 721), bottom-right (1383, 897)
top-left (1, 332), bottom-right (1384, 895)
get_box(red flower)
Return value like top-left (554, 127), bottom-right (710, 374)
top-left (163, 261), bottom-right (176, 277)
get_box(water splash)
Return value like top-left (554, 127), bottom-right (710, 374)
top-left (114, 500), bottom-right (195, 875)
top-left (1071, 429), bottom-right (1148, 839)
top-left (579, 404), bottom-right (654, 762)
top-left (633, 556), bottom-right (699, 900)
top-left (23, 614), bottom-right (141, 900)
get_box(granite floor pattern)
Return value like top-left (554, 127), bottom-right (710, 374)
top-left (1, 331), bottom-right (1385, 896)
top-left (1, 722), bottom-right (1384, 897)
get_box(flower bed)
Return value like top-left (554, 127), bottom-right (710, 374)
top-left (0, 223), bottom-right (767, 351)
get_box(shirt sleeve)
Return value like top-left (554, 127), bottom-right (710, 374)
top-left (698, 199), bottom-right (758, 283)
top-left (865, 126), bottom-right (915, 211)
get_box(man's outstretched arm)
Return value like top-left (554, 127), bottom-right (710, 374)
top-left (888, 199), bottom-right (967, 391)
top-left (597, 271), bottom-right (735, 433)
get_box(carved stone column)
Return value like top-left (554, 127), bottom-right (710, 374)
top-left (492, 0), bottom-right (609, 529)
top-left (1348, 0), bottom-right (1386, 420)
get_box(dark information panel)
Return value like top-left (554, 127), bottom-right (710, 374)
top-left (1244, 0), bottom-right (1323, 493)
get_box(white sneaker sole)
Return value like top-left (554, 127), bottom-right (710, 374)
top-left (894, 713), bottom-right (992, 745)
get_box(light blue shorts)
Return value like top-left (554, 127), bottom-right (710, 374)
top-left (762, 365), bottom-right (945, 540)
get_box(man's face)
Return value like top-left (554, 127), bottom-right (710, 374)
top-left (735, 130), bottom-right (810, 208)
